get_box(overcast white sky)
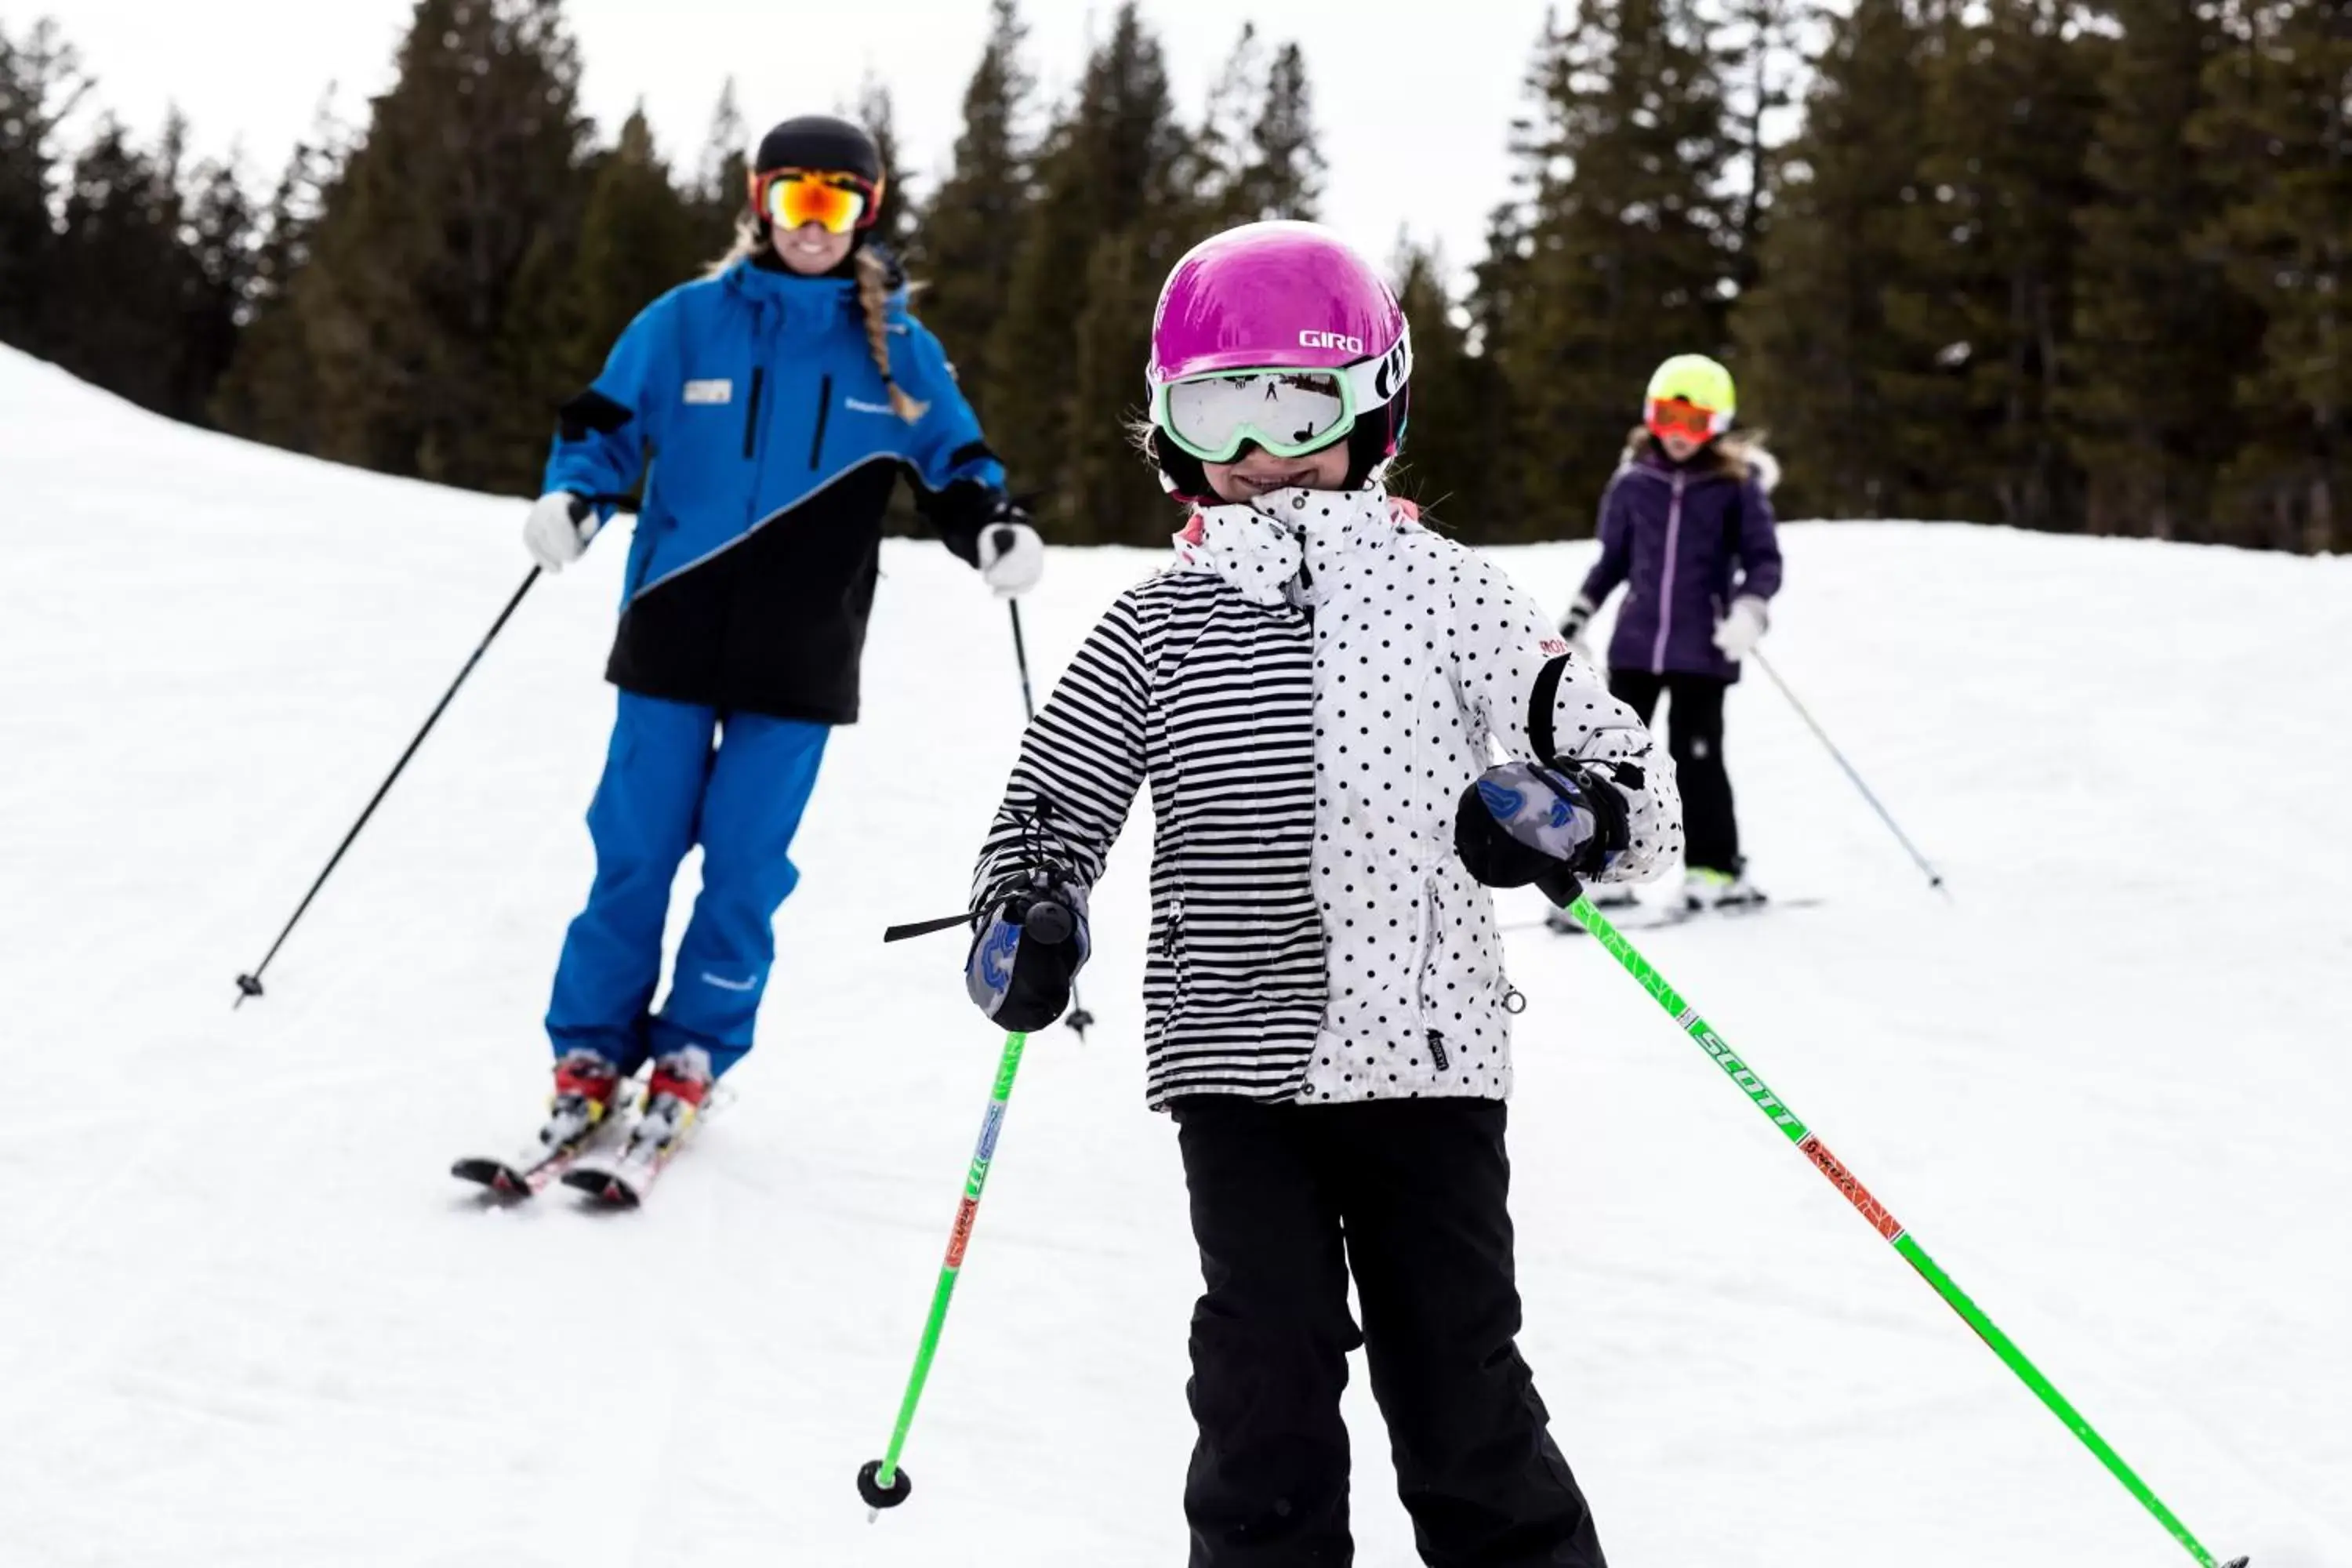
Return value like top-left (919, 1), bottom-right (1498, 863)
top-left (38, 0), bottom-right (1563, 275)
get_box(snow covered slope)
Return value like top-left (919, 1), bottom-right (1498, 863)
top-left (2, 343), bottom-right (2345, 1567)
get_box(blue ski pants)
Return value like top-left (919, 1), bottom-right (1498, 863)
top-left (546, 691), bottom-right (829, 1077)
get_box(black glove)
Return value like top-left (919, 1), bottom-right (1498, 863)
top-left (965, 866), bottom-right (1091, 1032)
top-left (924, 481), bottom-right (1029, 567)
top-left (1454, 759), bottom-right (1635, 907)
top-left (1559, 594), bottom-right (1599, 642)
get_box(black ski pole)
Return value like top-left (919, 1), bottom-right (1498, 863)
top-left (1006, 598), bottom-right (1040, 724)
top-left (233, 495), bottom-right (636, 1007)
top-left (1751, 648), bottom-right (1950, 898)
top-left (1005, 600), bottom-right (1094, 1039)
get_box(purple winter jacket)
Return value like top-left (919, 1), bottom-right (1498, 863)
top-left (1578, 442), bottom-right (1784, 683)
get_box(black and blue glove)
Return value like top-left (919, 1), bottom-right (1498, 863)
top-left (965, 867), bottom-right (1091, 1032)
top-left (1454, 759), bottom-right (1635, 907)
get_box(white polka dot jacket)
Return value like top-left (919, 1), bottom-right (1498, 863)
top-left (973, 485), bottom-right (1683, 1109)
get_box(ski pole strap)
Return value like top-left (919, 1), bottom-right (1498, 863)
top-left (884, 910), bottom-right (977, 943)
top-left (1565, 895), bottom-right (2243, 1568)
top-left (1526, 653), bottom-right (1570, 765)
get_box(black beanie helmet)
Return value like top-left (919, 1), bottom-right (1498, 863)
top-left (754, 114), bottom-right (882, 184)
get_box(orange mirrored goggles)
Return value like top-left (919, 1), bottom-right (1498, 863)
top-left (750, 168), bottom-right (880, 234)
top-left (1646, 397), bottom-right (1727, 441)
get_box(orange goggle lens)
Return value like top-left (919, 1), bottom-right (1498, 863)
top-left (1646, 397), bottom-right (1722, 441)
top-left (753, 169), bottom-right (877, 235)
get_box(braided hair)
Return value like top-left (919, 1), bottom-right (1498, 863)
top-left (856, 247), bottom-right (927, 424)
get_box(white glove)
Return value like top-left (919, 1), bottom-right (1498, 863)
top-left (1713, 595), bottom-right (1769, 662)
top-left (978, 520), bottom-right (1045, 598)
top-left (523, 492), bottom-right (593, 572)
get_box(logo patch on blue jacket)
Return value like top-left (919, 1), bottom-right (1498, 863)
top-left (682, 379), bottom-right (733, 405)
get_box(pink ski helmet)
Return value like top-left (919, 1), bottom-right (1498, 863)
top-left (1145, 220), bottom-right (1412, 497)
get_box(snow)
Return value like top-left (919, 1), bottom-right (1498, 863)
top-left (2, 341), bottom-right (2346, 1567)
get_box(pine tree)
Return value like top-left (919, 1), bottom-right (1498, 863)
top-left (1722, 0), bottom-right (1809, 302)
top-left (494, 106), bottom-right (711, 506)
top-left (1191, 24), bottom-right (1266, 223)
top-left (916, 0), bottom-right (1035, 421)
top-left (212, 98), bottom-right (349, 450)
top-left (1879, 0), bottom-right (2102, 528)
top-left (534, 106), bottom-right (704, 406)
top-left (215, 0), bottom-right (593, 492)
top-left (1733, 0), bottom-right (1932, 517)
top-left (1062, 225), bottom-right (1157, 542)
top-left (2194, 0), bottom-right (2351, 553)
top-left (1232, 41), bottom-right (1323, 222)
top-left (691, 77), bottom-right (748, 254)
top-left (2065, 0), bottom-right (2262, 541)
top-left (1494, 0), bottom-right (1737, 529)
top-left (175, 154), bottom-right (260, 423)
top-left (855, 76), bottom-right (915, 256)
top-left (0, 19), bottom-right (89, 354)
top-left (1388, 239), bottom-right (1496, 532)
top-left (44, 114), bottom-right (192, 413)
top-left (989, 2), bottom-right (1194, 542)
top-left (1460, 13), bottom-right (1564, 532)
top-left (1188, 28), bottom-right (1321, 228)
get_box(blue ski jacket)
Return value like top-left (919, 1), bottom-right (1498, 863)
top-left (544, 252), bottom-right (1007, 724)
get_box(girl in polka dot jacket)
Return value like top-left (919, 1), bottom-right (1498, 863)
top-left (962, 223), bottom-right (1681, 1568)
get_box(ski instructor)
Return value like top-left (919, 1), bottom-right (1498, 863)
top-left (517, 114), bottom-right (1043, 1164)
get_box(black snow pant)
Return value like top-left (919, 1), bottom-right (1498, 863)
top-left (1606, 669), bottom-right (1738, 875)
top-left (1171, 1095), bottom-right (1606, 1568)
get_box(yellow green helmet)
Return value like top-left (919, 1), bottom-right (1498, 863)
top-left (1644, 354), bottom-right (1736, 437)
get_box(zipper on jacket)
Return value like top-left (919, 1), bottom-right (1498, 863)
top-left (1415, 879), bottom-right (1445, 1058)
top-left (1426, 1029), bottom-right (1452, 1073)
top-left (808, 372), bottom-right (833, 468)
top-left (741, 368), bottom-right (765, 459)
top-left (621, 459), bottom-right (662, 601)
top-left (1651, 469), bottom-right (1687, 673)
top-left (624, 539), bottom-right (655, 601)
top-left (1159, 891), bottom-right (1189, 1029)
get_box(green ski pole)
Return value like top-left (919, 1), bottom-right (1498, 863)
top-left (1564, 891), bottom-right (2245, 1567)
top-left (859, 1028), bottom-right (1029, 1519)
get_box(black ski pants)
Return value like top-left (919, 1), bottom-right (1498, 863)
top-left (1606, 669), bottom-right (1738, 875)
top-left (1171, 1095), bottom-right (1606, 1568)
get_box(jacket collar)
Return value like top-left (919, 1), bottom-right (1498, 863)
top-left (722, 249), bottom-right (907, 331)
top-left (1174, 485), bottom-right (1405, 608)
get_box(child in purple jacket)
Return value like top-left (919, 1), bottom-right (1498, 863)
top-left (1559, 354), bottom-right (1782, 913)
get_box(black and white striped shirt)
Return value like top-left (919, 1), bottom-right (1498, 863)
top-left (975, 487), bottom-right (1679, 1109)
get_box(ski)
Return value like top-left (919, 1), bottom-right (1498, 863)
top-left (451, 1104), bottom-right (630, 1199)
top-left (560, 1089), bottom-right (721, 1209)
top-left (561, 1138), bottom-right (666, 1208)
top-left (561, 1134), bottom-right (677, 1208)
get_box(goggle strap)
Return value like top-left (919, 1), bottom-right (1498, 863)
top-left (1345, 324), bottom-right (1413, 410)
